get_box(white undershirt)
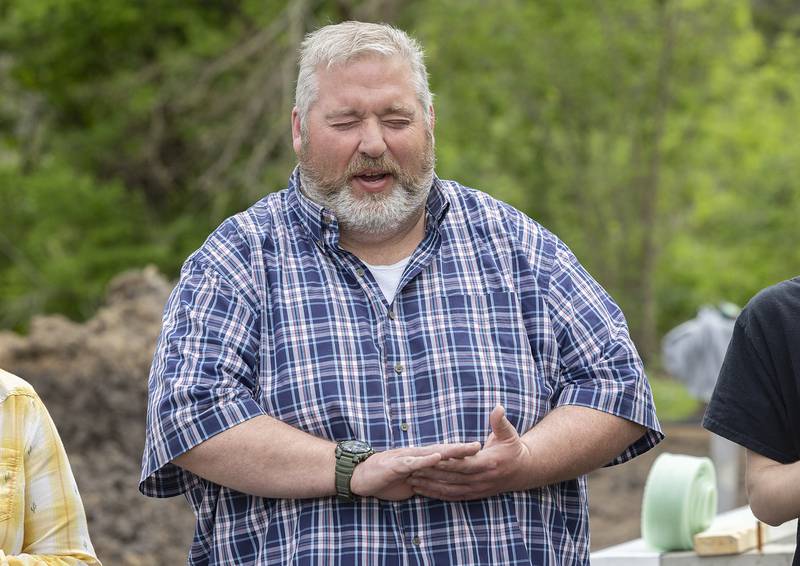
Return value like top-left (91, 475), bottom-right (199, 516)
top-left (362, 256), bottom-right (412, 303)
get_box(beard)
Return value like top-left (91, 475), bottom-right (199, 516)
top-left (298, 132), bottom-right (435, 236)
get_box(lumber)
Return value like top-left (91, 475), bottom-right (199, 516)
top-left (693, 506), bottom-right (797, 556)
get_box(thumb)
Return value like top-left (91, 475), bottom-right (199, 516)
top-left (489, 404), bottom-right (517, 441)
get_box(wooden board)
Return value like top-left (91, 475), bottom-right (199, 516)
top-left (693, 507), bottom-right (797, 556)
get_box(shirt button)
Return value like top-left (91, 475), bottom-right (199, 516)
top-left (394, 362), bottom-right (404, 374)
top-left (388, 309), bottom-right (396, 320)
top-left (400, 422), bottom-right (409, 431)
top-left (412, 536), bottom-right (421, 546)
top-left (356, 268), bottom-right (365, 277)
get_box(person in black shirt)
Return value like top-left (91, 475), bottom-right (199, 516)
top-left (703, 277), bottom-right (800, 564)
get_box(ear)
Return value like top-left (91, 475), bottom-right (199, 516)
top-left (291, 107), bottom-right (303, 156)
top-left (428, 104), bottom-right (436, 132)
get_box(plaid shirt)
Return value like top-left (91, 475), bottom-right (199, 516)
top-left (140, 171), bottom-right (662, 565)
top-left (0, 370), bottom-right (101, 566)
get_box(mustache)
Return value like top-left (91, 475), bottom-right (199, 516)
top-left (345, 155), bottom-right (402, 178)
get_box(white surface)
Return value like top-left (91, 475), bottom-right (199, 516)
top-left (592, 506), bottom-right (797, 565)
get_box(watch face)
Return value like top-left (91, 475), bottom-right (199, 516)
top-left (341, 440), bottom-right (372, 454)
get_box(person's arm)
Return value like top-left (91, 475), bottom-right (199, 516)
top-left (174, 414), bottom-right (481, 501)
top-left (409, 404), bottom-right (644, 499)
top-left (3, 396), bottom-right (101, 566)
top-left (746, 449), bottom-right (800, 526)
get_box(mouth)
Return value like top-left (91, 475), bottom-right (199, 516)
top-left (354, 170), bottom-right (391, 183)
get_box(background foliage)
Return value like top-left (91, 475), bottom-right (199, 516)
top-left (1, 0), bottom-right (799, 363)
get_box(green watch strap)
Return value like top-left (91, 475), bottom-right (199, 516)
top-left (335, 453), bottom-right (358, 500)
top-left (335, 441), bottom-right (373, 500)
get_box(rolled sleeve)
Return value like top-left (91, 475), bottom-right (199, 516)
top-left (547, 241), bottom-right (663, 464)
top-left (139, 260), bottom-right (263, 497)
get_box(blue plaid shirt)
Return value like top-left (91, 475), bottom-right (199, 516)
top-left (140, 170), bottom-right (662, 565)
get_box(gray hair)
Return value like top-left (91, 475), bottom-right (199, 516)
top-left (295, 21), bottom-right (433, 132)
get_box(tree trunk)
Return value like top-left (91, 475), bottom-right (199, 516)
top-left (636, 0), bottom-right (674, 363)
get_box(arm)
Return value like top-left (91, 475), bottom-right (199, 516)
top-left (746, 449), bottom-right (800, 526)
top-left (4, 397), bottom-right (101, 566)
top-left (409, 404), bottom-right (644, 500)
top-left (174, 414), bottom-right (481, 500)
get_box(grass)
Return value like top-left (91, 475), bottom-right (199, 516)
top-left (647, 371), bottom-right (703, 422)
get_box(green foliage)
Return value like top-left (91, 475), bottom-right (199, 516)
top-left (648, 373), bottom-right (702, 423)
top-left (0, 0), bottom-right (798, 359)
top-left (0, 160), bottom-right (163, 329)
top-left (414, 0), bottom-right (800, 355)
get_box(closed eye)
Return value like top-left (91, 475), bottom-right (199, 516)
top-left (384, 120), bottom-right (411, 129)
top-left (331, 122), bottom-right (359, 130)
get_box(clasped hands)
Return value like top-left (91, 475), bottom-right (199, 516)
top-left (350, 405), bottom-right (533, 501)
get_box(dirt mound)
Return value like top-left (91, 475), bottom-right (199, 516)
top-left (0, 266), bottom-right (194, 565)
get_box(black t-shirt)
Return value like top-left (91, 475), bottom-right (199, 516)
top-left (703, 277), bottom-right (800, 565)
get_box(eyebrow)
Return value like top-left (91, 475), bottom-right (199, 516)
top-left (325, 108), bottom-right (364, 120)
top-left (383, 104), bottom-right (416, 118)
top-left (324, 105), bottom-right (417, 121)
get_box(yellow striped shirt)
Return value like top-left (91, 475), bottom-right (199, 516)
top-left (0, 369), bottom-right (101, 565)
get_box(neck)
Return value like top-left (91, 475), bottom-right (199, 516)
top-left (339, 206), bottom-right (426, 265)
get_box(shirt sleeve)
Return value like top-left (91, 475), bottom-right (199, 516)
top-left (139, 259), bottom-right (264, 497)
top-left (1, 394), bottom-right (101, 566)
top-left (703, 313), bottom-right (796, 464)
top-left (546, 240), bottom-right (663, 464)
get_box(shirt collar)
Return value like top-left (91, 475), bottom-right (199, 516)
top-left (289, 166), bottom-right (451, 248)
top-left (425, 176), bottom-right (451, 229)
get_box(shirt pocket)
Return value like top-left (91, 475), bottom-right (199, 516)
top-left (0, 446), bottom-right (22, 523)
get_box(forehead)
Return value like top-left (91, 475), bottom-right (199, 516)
top-left (313, 54), bottom-right (419, 113)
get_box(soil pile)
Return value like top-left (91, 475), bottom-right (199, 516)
top-left (0, 266), bottom-right (194, 565)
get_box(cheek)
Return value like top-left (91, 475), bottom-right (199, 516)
top-left (389, 129), bottom-right (430, 157)
top-left (310, 136), bottom-right (358, 169)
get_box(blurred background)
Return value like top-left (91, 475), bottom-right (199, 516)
top-left (0, 0), bottom-right (798, 563)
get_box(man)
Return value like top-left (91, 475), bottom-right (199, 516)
top-left (0, 369), bottom-right (101, 565)
top-left (140, 21), bottom-right (662, 565)
top-left (704, 277), bottom-right (800, 565)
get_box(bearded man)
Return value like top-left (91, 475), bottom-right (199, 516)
top-left (140, 21), bottom-right (662, 565)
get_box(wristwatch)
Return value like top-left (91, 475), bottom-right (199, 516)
top-left (335, 439), bottom-right (374, 501)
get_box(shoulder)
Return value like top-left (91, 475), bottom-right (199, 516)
top-left (738, 277), bottom-right (800, 335)
top-left (177, 190), bottom-right (290, 301)
top-left (0, 369), bottom-right (38, 405)
top-left (192, 190), bottom-right (288, 267)
top-left (437, 179), bottom-right (559, 258)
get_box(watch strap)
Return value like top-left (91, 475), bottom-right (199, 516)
top-left (335, 442), bottom-right (373, 500)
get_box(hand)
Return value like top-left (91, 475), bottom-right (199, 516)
top-left (350, 442), bottom-right (481, 501)
top-left (408, 405), bottom-right (533, 500)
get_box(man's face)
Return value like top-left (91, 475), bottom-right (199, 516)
top-left (292, 54), bottom-right (435, 235)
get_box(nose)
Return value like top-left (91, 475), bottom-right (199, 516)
top-left (358, 119), bottom-right (387, 158)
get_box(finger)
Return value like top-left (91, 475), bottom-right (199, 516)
top-left (435, 441), bottom-right (482, 459)
top-left (396, 442), bottom-right (481, 460)
top-left (435, 454), bottom-right (497, 474)
top-left (392, 453), bottom-right (442, 475)
top-left (489, 404), bottom-right (518, 442)
top-left (411, 468), bottom-right (492, 483)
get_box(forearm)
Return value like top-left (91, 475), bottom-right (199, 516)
top-left (746, 450), bottom-right (800, 526)
top-left (172, 414), bottom-right (336, 498)
top-left (518, 405), bottom-right (646, 489)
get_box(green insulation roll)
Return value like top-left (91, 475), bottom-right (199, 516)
top-left (641, 452), bottom-right (717, 551)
